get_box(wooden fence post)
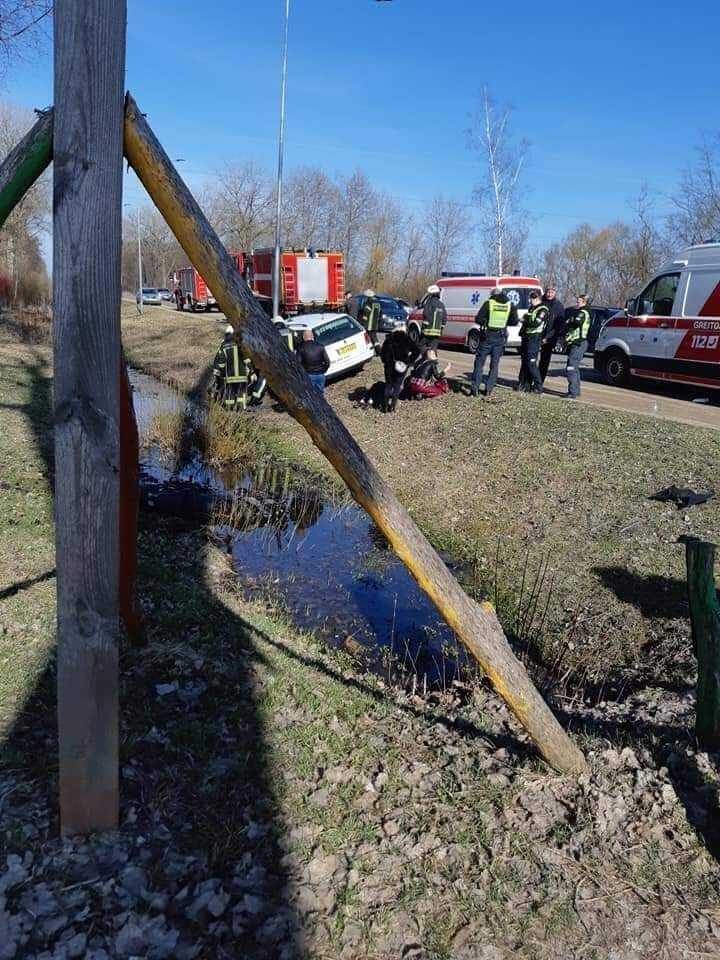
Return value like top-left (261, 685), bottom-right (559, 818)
top-left (54, 1), bottom-right (127, 834)
top-left (685, 537), bottom-right (720, 749)
top-left (123, 96), bottom-right (587, 775)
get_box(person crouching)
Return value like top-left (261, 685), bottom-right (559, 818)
top-left (380, 328), bottom-right (420, 412)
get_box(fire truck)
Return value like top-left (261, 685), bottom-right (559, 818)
top-left (177, 265), bottom-right (218, 312)
top-left (177, 248), bottom-right (345, 317)
top-left (240, 248), bottom-right (345, 316)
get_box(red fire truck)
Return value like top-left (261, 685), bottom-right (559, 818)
top-left (177, 248), bottom-right (345, 316)
top-left (177, 265), bottom-right (218, 312)
top-left (245, 248), bottom-right (345, 316)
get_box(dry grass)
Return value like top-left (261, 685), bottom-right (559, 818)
top-left (120, 303), bottom-right (720, 693)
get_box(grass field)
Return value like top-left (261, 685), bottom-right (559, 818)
top-left (3, 310), bottom-right (720, 958)
top-left (121, 303), bottom-right (720, 694)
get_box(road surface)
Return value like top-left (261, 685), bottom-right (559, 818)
top-left (124, 298), bottom-right (720, 432)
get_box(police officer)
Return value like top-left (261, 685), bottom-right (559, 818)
top-left (517, 290), bottom-right (548, 394)
top-left (470, 288), bottom-right (518, 398)
top-left (212, 325), bottom-right (249, 410)
top-left (564, 294), bottom-right (592, 399)
top-left (421, 284), bottom-right (447, 350)
top-left (360, 289), bottom-right (382, 347)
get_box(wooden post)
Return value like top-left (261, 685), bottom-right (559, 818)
top-left (0, 108), bottom-right (53, 229)
top-left (685, 537), bottom-right (720, 749)
top-left (54, 2), bottom-right (127, 833)
top-left (123, 96), bottom-right (586, 775)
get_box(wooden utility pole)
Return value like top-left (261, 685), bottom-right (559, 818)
top-left (124, 96), bottom-right (586, 775)
top-left (54, 1), bottom-right (127, 833)
top-left (685, 537), bottom-right (720, 749)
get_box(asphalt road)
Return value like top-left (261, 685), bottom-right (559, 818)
top-left (127, 299), bottom-right (720, 432)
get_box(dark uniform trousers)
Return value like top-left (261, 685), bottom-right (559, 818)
top-left (472, 330), bottom-right (506, 396)
top-left (566, 341), bottom-right (587, 398)
top-left (519, 334), bottom-right (543, 392)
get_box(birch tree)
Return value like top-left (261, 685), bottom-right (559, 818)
top-left (469, 88), bottom-right (529, 274)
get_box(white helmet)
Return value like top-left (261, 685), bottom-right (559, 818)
top-left (427, 284), bottom-right (440, 295)
top-left (364, 289), bottom-right (375, 297)
top-left (225, 324), bottom-right (234, 334)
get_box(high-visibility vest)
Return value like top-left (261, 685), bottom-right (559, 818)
top-left (423, 299), bottom-right (445, 337)
top-left (363, 299), bottom-right (381, 332)
top-left (487, 300), bottom-right (511, 330)
top-left (223, 344), bottom-right (247, 384)
top-left (278, 326), bottom-right (294, 350)
top-left (566, 308), bottom-right (591, 344)
top-left (524, 305), bottom-right (547, 336)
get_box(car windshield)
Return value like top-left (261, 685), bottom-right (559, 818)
top-left (503, 287), bottom-right (542, 311)
top-left (158, 288), bottom-right (169, 294)
top-left (378, 297), bottom-right (401, 312)
top-left (143, 288), bottom-right (158, 295)
top-left (312, 316), bottom-right (360, 346)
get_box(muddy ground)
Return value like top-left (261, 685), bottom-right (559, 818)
top-left (2, 311), bottom-right (720, 958)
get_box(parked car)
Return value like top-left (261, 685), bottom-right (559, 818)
top-left (350, 293), bottom-right (408, 333)
top-left (157, 287), bottom-right (173, 302)
top-left (287, 313), bottom-right (375, 380)
top-left (136, 287), bottom-right (162, 306)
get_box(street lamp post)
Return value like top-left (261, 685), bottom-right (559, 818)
top-left (272, 0), bottom-right (290, 319)
top-left (136, 208), bottom-right (143, 316)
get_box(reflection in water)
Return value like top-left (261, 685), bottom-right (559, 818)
top-left (130, 369), bottom-right (467, 686)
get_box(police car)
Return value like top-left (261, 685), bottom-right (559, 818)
top-left (594, 242), bottom-right (720, 391)
top-left (287, 313), bottom-right (375, 380)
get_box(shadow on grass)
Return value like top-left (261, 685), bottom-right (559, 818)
top-left (593, 565), bottom-right (691, 621)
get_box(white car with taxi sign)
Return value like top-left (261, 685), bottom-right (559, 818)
top-left (287, 312), bottom-right (376, 380)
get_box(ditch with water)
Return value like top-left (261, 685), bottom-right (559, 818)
top-left (130, 369), bottom-right (469, 687)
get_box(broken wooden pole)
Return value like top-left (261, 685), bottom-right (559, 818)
top-left (54, 0), bottom-right (127, 833)
top-left (0, 107), bottom-right (52, 229)
top-left (685, 537), bottom-right (720, 749)
top-left (123, 94), bottom-right (586, 775)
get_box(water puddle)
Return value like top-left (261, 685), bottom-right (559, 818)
top-left (129, 370), bottom-right (467, 685)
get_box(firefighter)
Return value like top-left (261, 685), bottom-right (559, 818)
top-left (273, 315), bottom-right (295, 351)
top-left (470, 288), bottom-right (518, 398)
top-left (360, 289), bottom-right (382, 347)
top-left (517, 290), bottom-right (548, 394)
top-left (212, 325), bottom-right (249, 410)
top-left (173, 283), bottom-right (184, 311)
top-left (421, 284), bottom-right (447, 350)
top-left (564, 294), bottom-right (592, 399)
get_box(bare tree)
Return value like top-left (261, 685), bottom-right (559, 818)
top-left (282, 166), bottom-right (339, 250)
top-left (209, 161), bottom-right (274, 251)
top-left (0, 1), bottom-right (52, 74)
top-left (666, 135), bottom-right (720, 245)
top-left (423, 196), bottom-right (471, 278)
top-left (469, 88), bottom-right (529, 274)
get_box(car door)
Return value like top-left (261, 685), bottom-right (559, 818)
top-left (630, 272), bottom-right (681, 377)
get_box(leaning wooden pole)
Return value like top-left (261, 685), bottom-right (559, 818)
top-left (685, 537), bottom-right (720, 749)
top-left (0, 107), bottom-right (52, 229)
top-left (124, 95), bottom-right (585, 774)
top-left (54, 1), bottom-right (127, 833)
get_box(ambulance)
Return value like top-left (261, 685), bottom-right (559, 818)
top-left (594, 242), bottom-right (720, 391)
top-left (406, 274), bottom-right (543, 351)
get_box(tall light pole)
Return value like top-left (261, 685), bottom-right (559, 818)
top-left (136, 207), bottom-right (143, 315)
top-left (272, 0), bottom-right (290, 319)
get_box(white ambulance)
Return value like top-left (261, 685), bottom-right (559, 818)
top-left (594, 242), bottom-right (720, 391)
top-left (406, 274), bottom-right (543, 351)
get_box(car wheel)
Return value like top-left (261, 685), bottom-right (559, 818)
top-left (466, 329), bottom-right (482, 353)
top-left (407, 324), bottom-right (420, 345)
top-left (602, 349), bottom-right (630, 386)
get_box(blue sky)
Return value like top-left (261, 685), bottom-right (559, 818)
top-left (4, 0), bottom-right (720, 260)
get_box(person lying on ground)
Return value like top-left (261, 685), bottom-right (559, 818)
top-left (407, 348), bottom-right (451, 399)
